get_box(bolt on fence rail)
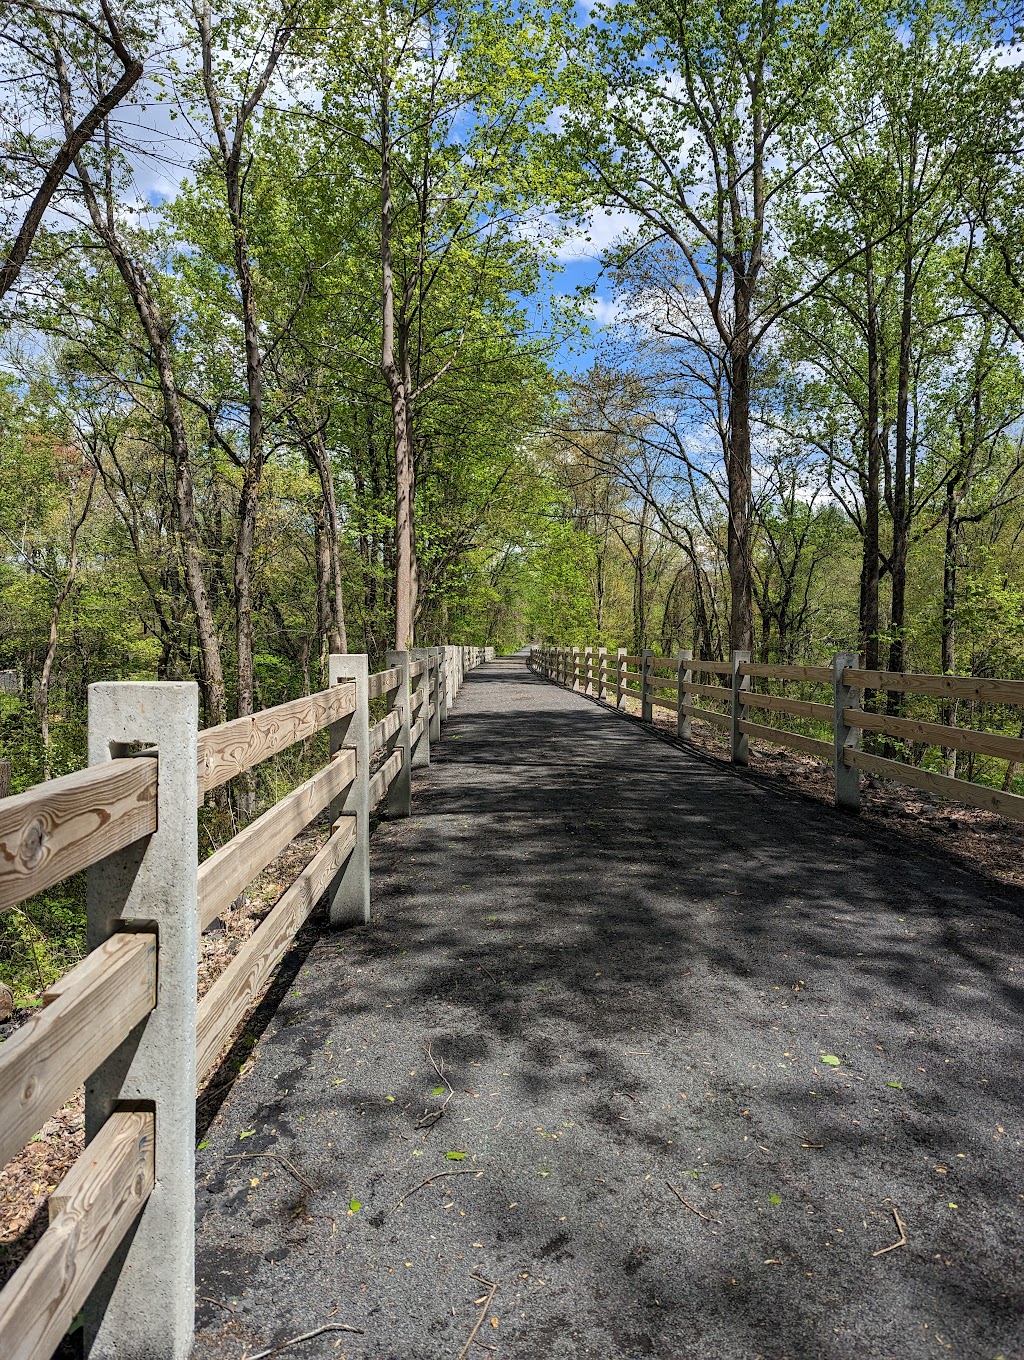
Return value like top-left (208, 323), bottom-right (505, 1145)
top-left (530, 644), bottom-right (1024, 823)
top-left (0, 643), bottom-right (495, 1360)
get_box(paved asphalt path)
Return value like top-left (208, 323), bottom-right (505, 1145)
top-left (192, 656), bottom-right (1024, 1360)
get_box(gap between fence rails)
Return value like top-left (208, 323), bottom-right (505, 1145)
top-left (0, 644), bottom-right (496, 1360)
top-left (530, 644), bottom-right (1024, 824)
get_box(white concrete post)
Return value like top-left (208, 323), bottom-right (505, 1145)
top-left (641, 648), bottom-right (654, 722)
top-left (570, 646), bottom-right (580, 692)
top-left (438, 645), bottom-right (450, 722)
top-left (328, 654), bottom-right (370, 925)
top-left (731, 650), bottom-right (751, 765)
top-left (598, 646), bottom-right (608, 702)
top-left (584, 646), bottom-right (594, 696)
top-left (85, 681), bottom-right (199, 1360)
top-left (834, 651), bottom-right (862, 810)
top-left (385, 650), bottom-right (412, 817)
top-left (428, 647), bottom-right (442, 743)
top-left (616, 647), bottom-right (627, 709)
top-left (410, 647), bottom-right (431, 768)
top-left (677, 648), bottom-right (693, 740)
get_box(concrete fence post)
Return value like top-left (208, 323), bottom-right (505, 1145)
top-left (598, 646), bottom-right (608, 702)
top-left (428, 647), bottom-right (442, 743)
top-left (328, 654), bottom-right (370, 925)
top-left (438, 646), bottom-right (450, 722)
top-left (385, 650), bottom-right (412, 817)
top-left (571, 646), bottom-right (580, 692)
top-left (677, 648), bottom-right (693, 740)
top-left (616, 647), bottom-right (627, 709)
top-left (584, 646), bottom-right (594, 696)
top-left (410, 647), bottom-right (431, 768)
top-left (731, 649), bottom-right (751, 765)
top-left (834, 651), bottom-right (862, 811)
top-left (641, 648), bottom-right (654, 723)
top-left (85, 680), bottom-right (199, 1360)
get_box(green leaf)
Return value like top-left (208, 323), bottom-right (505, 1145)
top-left (886, 1080), bottom-right (903, 1089)
top-left (239, 1129), bottom-right (256, 1140)
top-left (384, 1095), bottom-right (396, 1102)
top-left (431, 1086), bottom-right (446, 1096)
top-left (821, 1055), bottom-right (841, 1066)
top-left (768, 1193), bottom-right (782, 1205)
top-left (349, 1198), bottom-right (362, 1212)
top-left (197, 1140), bottom-right (210, 1151)
top-left (445, 1150), bottom-right (467, 1160)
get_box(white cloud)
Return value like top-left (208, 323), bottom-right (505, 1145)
top-left (582, 293), bottom-right (628, 327)
top-left (553, 207), bottom-right (644, 262)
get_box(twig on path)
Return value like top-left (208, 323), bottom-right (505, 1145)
top-left (477, 963), bottom-right (499, 984)
top-left (391, 1169), bottom-right (481, 1213)
top-left (200, 1297), bottom-right (235, 1314)
top-left (613, 1091), bottom-right (638, 1103)
top-left (455, 1273), bottom-right (498, 1360)
top-left (418, 1041), bottom-right (456, 1129)
top-left (245, 1321), bottom-right (364, 1359)
top-left (872, 1207), bottom-right (908, 1257)
top-left (225, 1152), bottom-right (314, 1193)
top-left (666, 1180), bottom-right (717, 1223)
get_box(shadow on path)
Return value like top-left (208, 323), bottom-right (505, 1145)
top-left (192, 657), bottom-right (1024, 1360)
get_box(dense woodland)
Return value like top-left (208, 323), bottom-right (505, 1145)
top-left (2, 0), bottom-right (1024, 989)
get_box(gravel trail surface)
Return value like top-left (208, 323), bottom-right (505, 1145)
top-left (192, 656), bottom-right (1024, 1360)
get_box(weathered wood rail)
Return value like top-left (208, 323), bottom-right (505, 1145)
top-left (0, 643), bottom-right (493, 1360)
top-left (530, 644), bottom-right (1024, 822)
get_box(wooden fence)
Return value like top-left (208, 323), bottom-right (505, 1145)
top-left (529, 644), bottom-right (1024, 823)
top-left (0, 643), bottom-right (493, 1360)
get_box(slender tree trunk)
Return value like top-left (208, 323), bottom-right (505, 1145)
top-left (727, 290), bottom-right (754, 652)
top-left (379, 94), bottom-right (416, 652)
top-left (860, 242), bottom-right (882, 681)
top-left (940, 483), bottom-right (959, 777)
top-left (885, 233), bottom-right (915, 742)
top-left (306, 430), bottom-right (347, 652)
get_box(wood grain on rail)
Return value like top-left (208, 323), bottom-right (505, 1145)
top-left (198, 684), bottom-right (355, 794)
top-left (844, 748), bottom-right (1024, 821)
top-left (847, 709), bottom-right (1024, 763)
top-left (196, 819), bottom-right (358, 1082)
top-left (369, 750), bottom-right (403, 808)
top-left (0, 931), bottom-right (155, 1170)
top-left (738, 719), bottom-right (833, 760)
top-left (198, 751), bottom-right (356, 931)
top-left (844, 669), bottom-right (1024, 706)
top-left (741, 693), bottom-right (833, 722)
top-left (369, 668), bottom-right (401, 700)
top-left (683, 681), bottom-right (731, 701)
top-left (0, 758), bottom-right (157, 912)
top-left (0, 1110), bottom-right (154, 1360)
top-left (370, 709), bottom-right (403, 753)
top-left (739, 662), bottom-right (832, 683)
top-left (680, 703), bottom-right (731, 729)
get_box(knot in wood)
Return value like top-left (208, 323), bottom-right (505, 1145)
top-left (20, 817), bottom-right (46, 870)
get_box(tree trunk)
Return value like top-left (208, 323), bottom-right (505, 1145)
top-left (306, 429), bottom-right (347, 652)
top-left (860, 242), bottom-right (882, 682)
top-left (727, 295), bottom-right (754, 652)
top-left (940, 483), bottom-right (959, 777)
top-left (885, 231), bottom-right (915, 744)
top-left (380, 90), bottom-right (416, 652)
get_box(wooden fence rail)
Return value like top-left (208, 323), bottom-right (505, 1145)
top-left (530, 643), bottom-right (1024, 823)
top-left (0, 642), bottom-right (495, 1360)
